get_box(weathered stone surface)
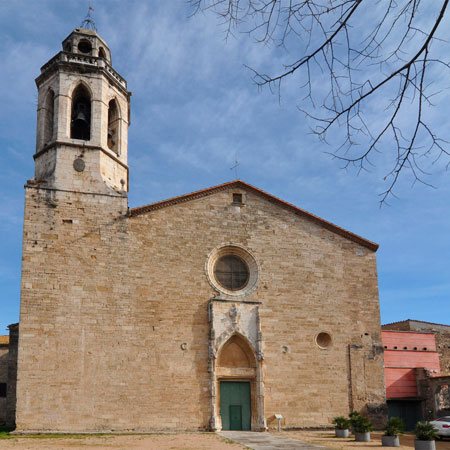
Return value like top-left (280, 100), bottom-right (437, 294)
top-left (0, 338), bottom-right (8, 426)
top-left (6, 324), bottom-right (18, 428)
top-left (16, 183), bottom-right (386, 432)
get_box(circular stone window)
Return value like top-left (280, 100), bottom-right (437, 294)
top-left (206, 245), bottom-right (259, 297)
top-left (214, 255), bottom-right (249, 291)
top-left (78, 39), bottom-right (92, 54)
top-left (316, 332), bottom-right (332, 349)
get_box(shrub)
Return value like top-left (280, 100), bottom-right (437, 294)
top-left (351, 414), bottom-right (374, 433)
top-left (349, 411), bottom-right (362, 420)
top-left (332, 416), bottom-right (351, 430)
top-left (384, 417), bottom-right (404, 437)
top-left (415, 422), bottom-right (438, 441)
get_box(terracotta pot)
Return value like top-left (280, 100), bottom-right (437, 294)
top-left (382, 435), bottom-right (400, 447)
top-left (355, 432), bottom-right (370, 442)
top-left (336, 429), bottom-right (349, 438)
top-left (414, 440), bottom-right (436, 450)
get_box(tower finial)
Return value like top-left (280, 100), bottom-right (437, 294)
top-left (80, 2), bottom-right (97, 32)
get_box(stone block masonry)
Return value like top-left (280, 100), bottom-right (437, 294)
top-left (15, 183), bottom-right (386, 432)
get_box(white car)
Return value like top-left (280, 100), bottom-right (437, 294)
top-left (430, 417), bottom-right (450, 438)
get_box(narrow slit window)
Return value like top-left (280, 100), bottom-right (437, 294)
top-left (43, 90), bottom-right (55, 144)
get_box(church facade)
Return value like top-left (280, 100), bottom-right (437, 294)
top-left (12, 27), bottom-right (386, 432)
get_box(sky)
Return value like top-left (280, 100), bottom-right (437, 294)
top-left (0, 1), bottom-right (449, 333)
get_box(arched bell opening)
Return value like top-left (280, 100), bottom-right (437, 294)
top-left (70, 84), bottom-right (91, 141)
top-left (43, 89), bottom-right (55, 145)
top-left (107, 98), bottom-right (120, 154)
top-left (212, 333), bottom-right (264, 431)
top-left (98, 47), bottom-right (106, 59)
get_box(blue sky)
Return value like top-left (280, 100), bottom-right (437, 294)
top-left (0, 1), bottom-right (449, 333)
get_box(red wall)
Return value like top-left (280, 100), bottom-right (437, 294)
top-left (382, 331), bottom-right (440, 399)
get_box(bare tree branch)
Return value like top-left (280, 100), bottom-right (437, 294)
top-left (191, 0), bottom-right (450, 204)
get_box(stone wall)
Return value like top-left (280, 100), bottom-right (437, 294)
top-left (6, 324), bottom-right (18, 428)
top-left (417, 369), bottom-right (450, 420)
top-left (0, 339), bottom-right (8, 426)
top-left (16, 184), bottom-right (386, 432)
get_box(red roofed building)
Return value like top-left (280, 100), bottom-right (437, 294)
top-left (383, 331), bottom-right (440, 399)
top-left (381, 322), bottom-right (450, 429)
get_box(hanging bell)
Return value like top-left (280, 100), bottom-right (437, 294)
top-left (71, 102), bottom-right (90, 140)
top-left (72, 110), bottom-right (88, 126)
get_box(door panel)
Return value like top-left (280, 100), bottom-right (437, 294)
top-left (230, 405), bottom-right (242, 430)
top-left (387, 400), bottom-right (423, 431)
top-left (220, 381), bottom-right (251, 430)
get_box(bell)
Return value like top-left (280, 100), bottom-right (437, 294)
top-left (72, 110), bottom-right (88, 126)
top-left (71, 102), bottom-right (90, 140)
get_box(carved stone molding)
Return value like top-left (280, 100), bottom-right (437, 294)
top-left (208, 299), bottom-right (267, 431)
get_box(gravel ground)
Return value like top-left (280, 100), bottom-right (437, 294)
top-left (0, 433), bottom-right (247, 450)
top-left (285, 430), bottom-right (450, 450)
top-left (1, 429), bottom-right (449, 450)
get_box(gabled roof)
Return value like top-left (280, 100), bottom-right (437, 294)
top-left (129, 180), bottom-right (378, 251)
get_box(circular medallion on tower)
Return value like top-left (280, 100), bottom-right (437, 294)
top-left (73, 158), bottom-right (85, 172)
top-left (206, 245), bottom-right (259, 297)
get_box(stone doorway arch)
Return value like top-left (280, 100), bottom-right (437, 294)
top-left (208, 300), bottom-right (266, 431)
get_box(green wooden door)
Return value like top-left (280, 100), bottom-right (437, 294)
top-left (387, 400), bottom-right (423, 431)
top-left (229, 405), bottom-right (242, 430)
top-left (220, 381), bottom-right (251, 430)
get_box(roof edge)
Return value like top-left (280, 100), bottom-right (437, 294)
top-left (383, 319), bottom-right (450, 329)
top-left (129, 180), bottom-right (379, 252)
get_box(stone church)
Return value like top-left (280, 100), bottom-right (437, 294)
top-left (7, 27), bottom-right (386, 432)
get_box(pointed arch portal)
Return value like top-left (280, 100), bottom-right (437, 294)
top-left (209, 301), bottom-right (266, 432)
top-left (217, 335), bottom-right (255, 430)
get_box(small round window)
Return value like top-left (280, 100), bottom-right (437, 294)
top-left (214, 255), bottom-right (249, 291)
top-left (316, 332), bottom-right (332, 349)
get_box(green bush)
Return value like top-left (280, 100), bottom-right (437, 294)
top-left (332, 416), bottom-right (351, 430)
top-left (349, 411), bottom-right (362, 420)
top-left (351, 414), bottom-right (373, 433)
top-left (414, 422), bottom-right (438, 441)
top-left (384, 417), bottom-right (404, 437)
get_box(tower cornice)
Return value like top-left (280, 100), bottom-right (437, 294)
top-left (36, 51), bottom-right (130, 98)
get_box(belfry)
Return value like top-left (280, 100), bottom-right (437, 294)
top-left (34, 27), bottom-right (130, 196)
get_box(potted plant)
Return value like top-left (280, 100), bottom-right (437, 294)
top-left (351, 414), bottom-right (373, 442)
top-left (382, 417), bottom-right (404, 447)
top-left (349, 411), bottom-right (362, 433)
top-left (414, 421), bottom-right (438, 450)
top-left (332, 416), bottom-right (351, 438)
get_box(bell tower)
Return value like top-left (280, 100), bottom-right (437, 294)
top-left (33, 27), bottom-right (130, 195)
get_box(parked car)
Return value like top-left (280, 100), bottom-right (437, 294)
top-left (430, 417), bottom-right (450, 438)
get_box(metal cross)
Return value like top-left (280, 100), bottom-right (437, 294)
top-left (230, 153), bottom-right (240, 179)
